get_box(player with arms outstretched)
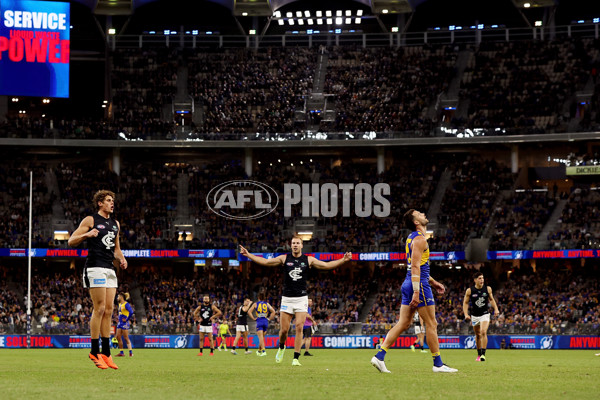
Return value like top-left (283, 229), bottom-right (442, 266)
top-left (240, 236), bottom-right (351, 366)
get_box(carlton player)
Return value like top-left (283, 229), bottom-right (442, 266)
top-left (68, 190), bottom-right (127, 370)
top-left (193, 295), bottom-right (222, 356)
top-left (240, 236), bottom-right (351, 366)
top-left (463, 272), bottom-right (500, 361)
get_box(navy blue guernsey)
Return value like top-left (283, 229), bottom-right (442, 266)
top-left (282, 254), bottom-right (310, 297)
top-left (236, 305), bottom-right (250, 326)
top-left (469, 285), bottom-right (490, 317)
top-left (199, 303), bottom-right (213, 326)
top-left (85, 213), bottom-right (119, 269)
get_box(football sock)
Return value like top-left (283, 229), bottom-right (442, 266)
top-left (432, 351), bottom-right (443, 367)
top-left (101, 337), bottom-right (111, 356)
top-left (294, 352), bottom-right (300, 360)
top-left (91, 338), bottom-right (100, 356)
top-left (482, 349), bottom-right (486, 356)
top-left (375, 346), bottom-right (388, 361)
top-left (478, 349), bottom-right (482, 356)
top-left (279, 343), bottom-right (285, 350)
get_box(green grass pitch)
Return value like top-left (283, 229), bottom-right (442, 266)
top-left (1, 348), bottom-right (599, 400)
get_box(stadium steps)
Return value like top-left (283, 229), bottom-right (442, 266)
top-left (532, 198), bottom-right (569, 250)
top-left (129, 286), bottom-right (146, 321)
top-left (357, 290), bottom-right (380, 324)
top-left (426, 169), bottom-right (452, 230)
top-left (481, 190), bottom-right (513, 239)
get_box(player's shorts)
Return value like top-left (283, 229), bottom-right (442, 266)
top-left (198, 325), bottom-right (212, 334)
top-left (280, 295), bottom-right (308, 315)
top-left (415, 325), bottom-right (425, 334)
top-left (256, 318), bottom-right (269, 332)
top-left (401, 280), bottom-right (435, 307)
top-left (117, 322), bottom-right (130, 330)
top-left (471, 313), bottom-right (490, 326)
top-left (83, 267), bottom-right (118, 288)
top-left (303, 326), bottom-right (312, 338)
top-left (236, 325), bottom-right (248, 332)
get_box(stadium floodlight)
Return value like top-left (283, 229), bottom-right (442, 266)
top-left (578, 20), bottom-right (585, 24)
top-left (242, 12), bottom-right (248, 16)
top-left (355, 18), bottom-right (361, 24)
top-left (304, 11), bottom-right (310, 17)
top-left (317, 19), bottom-right (323, 25)
top-left (535, 20), bottom-right (542, 26)
top-left (164, 29), bottom-right (170, 35)
top-left (336, 17), bottom-right (343, 25)
top-left (327, 18), bottom-right (333, 24)
top-left (11, 97), bottom-right (18, 102)
top-left (274, 11), bottom-right (281, 18)
top-left (357, 10), bottom-right (363, 16)
top-left (336, 10), bottom-right (342, 16)
top-left (298, 19), bottom-right (304, 25)
top-left (326, 10), bottom-right (332, 17)
top-left (524, 2), bottom-right (531, 8)
top-left (192, 30), bottom-right (198, 35)
top-left (345, 10), bottom-right (352, 16)
top-left (382, 9), bottom-right (389, 14)
top-left (108, 28), bottom-right (116, 35)
top-left (449, 25), bottom-right (455, 31)
top-left (477, 24), bottom-right (484, 29)
top-left (278, 19), bottom-right (284, 25)
top-left (391, 26), bottom-right (399, 32)
top-left (149, 30), bottom-right (155, 34)
top-left (249, 29), bottom-right (256, 35)
top-left (491, 24), bottom-right (498, 28)
top-left (345, 18), bottom-right (351, 24)
top-left (307, 19), bottom-right (314, 25)
top-left (307, 29), bottom-right (313, 34)
top-left (594, 18), bottom-right (600, 23)
top-left (316, 10), bottom-right (322, 17)
top-left (335, 28), bottom-right (341, 33)
top-left (170, 31), bottom-right (176, 34)
top-left (288, 19), bottom-right (294, 25)
top-left (206, 31), bottom-right (213, 35)
top-left (296, 11), bottom-right (302, 18)
top-left (286, 12), bottom-right (293, 18)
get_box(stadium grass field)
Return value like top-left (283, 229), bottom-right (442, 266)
top-left (2, 349), bottom-right (599, 400)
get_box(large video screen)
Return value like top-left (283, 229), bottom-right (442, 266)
top-left (0, 0), bottom-right (70, 98)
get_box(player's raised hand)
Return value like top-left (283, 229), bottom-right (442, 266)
top-left (239, 245), bottom-right (249, 257)
top-left (343, 252), bottom-right (352, 261)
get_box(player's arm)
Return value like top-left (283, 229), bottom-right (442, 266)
top-left (428, 276), bottom-right (446, 295)
top-left (114, 220), bottom-right (128, 270)
top-left (247, 302), bottom-right (256, 320)
top-left (267, 304), bottom-right (276, 321)
top-left (211, 305), bottom-right (223, 321)
top-left (193, 306), bottom-right (202, 322)
top-left (126, 303), bottom-right (134, 322)
top-left (409, 236), bottom-right (426, 308)
top-left (67, 216), bottom-right (96, 247)
top-left (248, 303), bottom-right (257, 319)
top-left (239, 245), bottom-right (285, 266)
top-left (488, 286), bottom-right (500, 316)
top-left (308, 252), bottom-right (352, 270)
top-left (306, 313), bottom-right (317, 326)
top-left (463, 288), bottom-right (471, 320)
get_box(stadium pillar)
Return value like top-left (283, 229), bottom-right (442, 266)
top-left (511, 145), bottom-right (518, 174)
top-left (245, 148), bottom-right (253, 177)
top-left (377, 148), bottom-right (385, 174)
top-left (0, 96), bottom-right (7, 123)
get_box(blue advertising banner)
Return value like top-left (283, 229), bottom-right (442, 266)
top-left (238, 251), bottom-right (466, 262)
top-left (488, 250), bottom-right (600, 260)
top-left (0, 248), bottom-right (236, 258)
top-left (0, 0), bottom-right (70, 97)
top-left (2, 335), bottom-right (599, 349)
